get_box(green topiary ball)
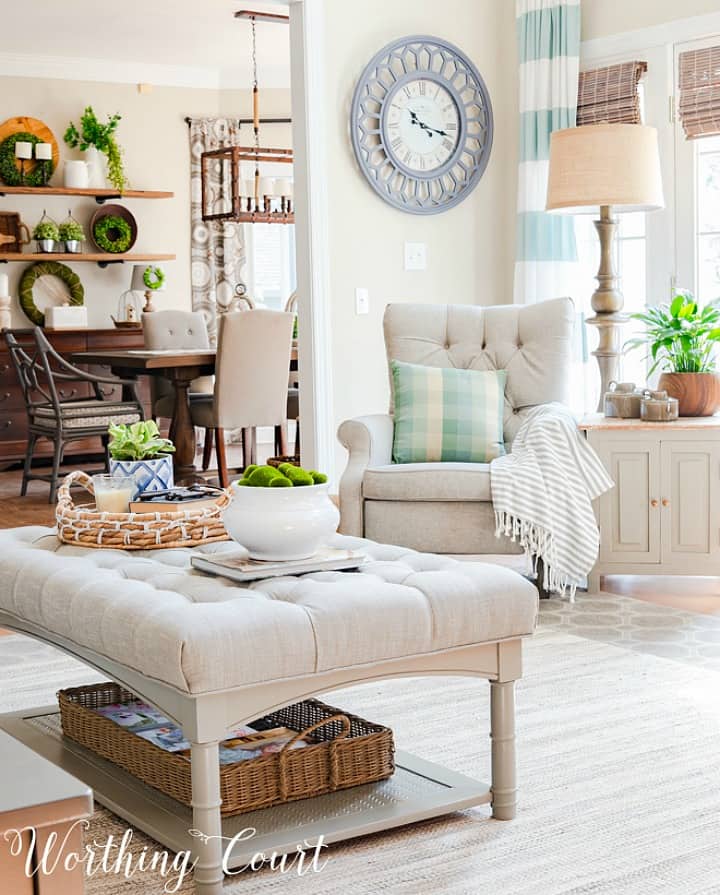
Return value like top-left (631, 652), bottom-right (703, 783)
top-left (247, 466), bottom-right (283, 487)
top-left (277, 462), bottom-right (295, 475)
top-left (285, 467), bottom-right (314, 486)
top-left (235, 479), bottom-right (250, 486)
top-left (309, 471), bottom-right (328, 484)
top-left (242, 464), bottom-right (259, 479)
top-left (269, 475), bottom-right (293, 488)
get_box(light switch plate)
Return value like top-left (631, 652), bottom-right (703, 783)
top-left (355, 287), bottom-right (369, 315)
top-left (404, 242), bottom-right (427, 271)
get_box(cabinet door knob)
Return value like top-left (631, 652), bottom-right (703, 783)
top-left (650, 499), bottom-right (659, 508)
top-left (662, 498), bottom-right (670, 507)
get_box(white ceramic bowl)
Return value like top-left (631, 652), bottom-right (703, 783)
top-left (223, 481), bottom-right (340, 561)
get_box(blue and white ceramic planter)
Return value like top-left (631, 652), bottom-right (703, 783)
top-left (109, 455), bottom-right (174, 496)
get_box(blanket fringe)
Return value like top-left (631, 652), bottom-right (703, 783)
top-left (495, 510), bottom-right (577, 601)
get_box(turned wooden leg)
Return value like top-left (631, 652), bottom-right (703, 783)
top-left (587, 568), bottom-right (601, 594)
top-left (215, 429), bottom-right (229, 488)
top-left (190, 741), bottom-right (224, 895)
top-left (170, 372), bottom-right (197, 483)
top-left (202, 428), bottom-right (214, 471)
top-left (490, 680), bottom-right (517, 820)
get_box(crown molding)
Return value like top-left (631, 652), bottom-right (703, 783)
top-left (0, 51), bottom-right (221, 89)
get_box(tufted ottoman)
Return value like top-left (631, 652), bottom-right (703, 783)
top-left (0, 526), bottom-right (537, 894)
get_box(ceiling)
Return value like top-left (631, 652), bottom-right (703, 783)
top-left (0, 1), bottom-right (291, 88)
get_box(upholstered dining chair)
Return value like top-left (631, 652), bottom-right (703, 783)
top-left (190, 309), bottom-right (295, 487)
top-left (4, 328), bottom-right (144, 502)
top-left (141, 310), bottom-right (216, 468)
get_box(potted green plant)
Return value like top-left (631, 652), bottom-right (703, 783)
top-left (107, 420), bottom-right (175, 494)
top-left (63, 107), bottom-right (128, 192)
top-left (32, 216), bottom-right (60, 253)
top-left (626, 291), bottom-right (720, 416)
top-left (58, 215), bottom-right (85, 253)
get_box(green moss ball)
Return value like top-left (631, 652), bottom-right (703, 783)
top-left (278, 462), bottom-right (295, 475)
top-left (242, 464), bottom-right (259, 479)
top-left (269, 475), bottom-right (293, 488)
top-left (285, 467), bottom-right (314, 486)
top-left (235, 479), bottom-right (250, 486)
top-left (309, 471), bottom-right (328, 484)
top-left (247, 466), bottom-right (283, 487)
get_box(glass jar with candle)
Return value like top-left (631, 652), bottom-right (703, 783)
top-left (92, 474), bottom-right (136, 514)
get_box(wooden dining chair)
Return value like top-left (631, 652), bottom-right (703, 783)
top-left (189, 309), bottom-right (295, 487)
top-left (4, 328), bottom-right (144, 502)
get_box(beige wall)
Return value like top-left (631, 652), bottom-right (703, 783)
top-left (0, 80), bottom-right (295, 330)
top-left (582, 0), bottom-right (720, 40)
top-left (323, 0), bottom-right (517, 470)
top-left (1, 77), bottom-right (224, 328)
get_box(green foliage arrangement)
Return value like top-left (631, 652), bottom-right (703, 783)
top-left (108, 420), bottom-right (176, 461)
top-left (93, 215), bottom-right (132, 253)
top-left (64, 107), bottom-right (128, 192)
top-left (143, 265), bottom-right (165, 290)
top-left (625, 291), bottom-right (720, 374)
top-left (235, 463), bottom-right (328, 488)
top-left (32, 219), bottom-right (59, 241)
top-left (0, 133), bottom-right (50, 187)
top-left (58, 219), bottom-right (85, 242)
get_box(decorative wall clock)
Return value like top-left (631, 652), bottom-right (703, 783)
top-left (350, 35), bottom-right (493, 215)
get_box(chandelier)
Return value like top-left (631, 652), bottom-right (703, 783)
top-left (201, 10), bottom-right (293, 225)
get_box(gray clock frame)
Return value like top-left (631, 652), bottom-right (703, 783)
top-left (350, 35), bottom-right (494, 215)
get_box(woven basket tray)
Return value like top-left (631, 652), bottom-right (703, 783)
top-left (55, 470), bottom-right (230, 550)
top-left (58, 683), bottom-right (395, 816)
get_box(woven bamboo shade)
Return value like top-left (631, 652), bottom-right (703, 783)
top-left (678, 46), bottom-right (720, 139)
top-left (577, 61), bottom-right (647, 126)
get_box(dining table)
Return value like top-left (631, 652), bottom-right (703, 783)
top-left (71, 346), bottom-right (298, 483)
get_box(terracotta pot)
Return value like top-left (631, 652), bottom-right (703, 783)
top-left (657, 372), bottom-right (720, 416)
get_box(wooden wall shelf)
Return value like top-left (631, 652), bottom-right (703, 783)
top-left (0, 186), bottom-right (174, 204)
top-left (0, 252), bottom-right (176, 268)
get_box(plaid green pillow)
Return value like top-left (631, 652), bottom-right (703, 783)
top-left (391, 360), bottom-right (507, 463)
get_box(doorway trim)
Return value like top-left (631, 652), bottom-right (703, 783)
top-left (287, 0), bottom-right (336, 482)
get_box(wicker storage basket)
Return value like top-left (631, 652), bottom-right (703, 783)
top-left (58, 683), bottom-right (395, 816)
top-left (56, 470), bottom-right (230, 550)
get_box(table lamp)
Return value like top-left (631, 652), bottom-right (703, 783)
top-left (131, 264), bottom-right (165, 314)
top-left (546, 123), bottom-right (664, 409)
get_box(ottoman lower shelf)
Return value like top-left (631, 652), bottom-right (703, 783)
top-left (0, 708), bottom-right (492, 869)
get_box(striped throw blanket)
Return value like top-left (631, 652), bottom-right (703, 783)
top-left (491, 403), bottom-right (614, 598)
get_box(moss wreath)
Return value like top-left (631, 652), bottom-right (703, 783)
top-left (0, 132), bottom-right (54, 188)
top-left (19, 261), bottom-right (84, 326)
top-left (93, 215), bottom-right (132, 253)
top-left (143, 265), bottom-right (165, 290)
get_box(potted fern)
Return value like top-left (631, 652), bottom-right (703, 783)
top-left (625, 291), bottom-right (720, 416)
top-left (107, 421), bottom-right (175, 494)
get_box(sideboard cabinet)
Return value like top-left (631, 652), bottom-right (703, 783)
top-left (581, 416), bottom-right (720, 591)
top-left (0, 328), bottom-right (151, 466)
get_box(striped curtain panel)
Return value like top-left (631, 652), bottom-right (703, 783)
top-left (514, 0), bottom-right (581, 304)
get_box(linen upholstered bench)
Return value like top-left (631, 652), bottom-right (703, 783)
top-left (0, 526), bottom-right (537, 895)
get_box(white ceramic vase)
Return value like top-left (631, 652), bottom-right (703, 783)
top-left (84, 147), bottom-right (106, 189)
top-left (223, 482), bottom-right (340, 561)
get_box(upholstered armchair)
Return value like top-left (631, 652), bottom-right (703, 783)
top-left (337, 298), bottom-right (575, 554)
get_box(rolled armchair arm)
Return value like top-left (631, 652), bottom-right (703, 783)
top-left (337, 413), bottom-right (394, 537)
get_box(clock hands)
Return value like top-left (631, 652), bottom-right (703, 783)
top-left (408, 109), bottom-right (448, 138)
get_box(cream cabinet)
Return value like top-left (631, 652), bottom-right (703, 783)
top-left (581, 417), bottom-right (720, 590)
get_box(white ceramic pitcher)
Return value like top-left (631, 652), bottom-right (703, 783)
top-left (63, 160), bottom-right (90, 189)
top-left (63, 148), bottom-right (106, 190)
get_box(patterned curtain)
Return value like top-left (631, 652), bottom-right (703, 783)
top-left (514, 0), bottom-right (581, 304)
top-left (189, 118), bottom-right (247, 343)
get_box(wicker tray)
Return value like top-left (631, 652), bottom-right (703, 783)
top-left (55, 470), bottom-right (230, 550)
top-left (58, 683), bottom-right (395, 816)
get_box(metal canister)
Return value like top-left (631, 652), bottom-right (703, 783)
top-left (640, 389), bottom-right (679, 422)
top-left (604, 381), bottom-right (643, 418)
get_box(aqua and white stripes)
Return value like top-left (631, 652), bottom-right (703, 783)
top-left (514, 0), bottom-right (580, 304)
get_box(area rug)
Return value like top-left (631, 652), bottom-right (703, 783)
top-left (1, 628), bottom-right (719, 894)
